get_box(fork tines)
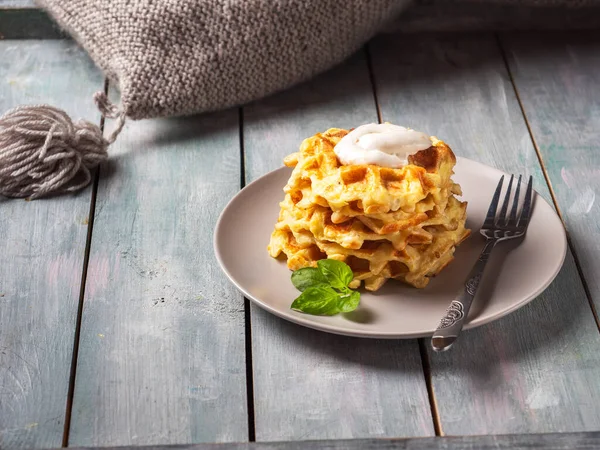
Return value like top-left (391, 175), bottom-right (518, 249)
top-left (483, 174), bottom-right (533, 230)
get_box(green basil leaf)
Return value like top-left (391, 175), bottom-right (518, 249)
top-left (317, 259), bottom-right (354, 289)
top-left (291, 267), bottom-right (328, 292)
top-left (291, 286), bottom-right (342, 316)
top-left (337, 290), bottom-right (360, 313)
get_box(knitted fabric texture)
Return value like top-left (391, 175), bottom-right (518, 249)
top-left (37, 0), bottom-right (412, 120)
top-left (37, 0), bottom-right (600, 121)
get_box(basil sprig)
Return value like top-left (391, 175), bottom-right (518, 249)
top-left (290, 260), bottom-right (360, 316)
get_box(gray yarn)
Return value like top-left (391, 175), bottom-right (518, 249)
top-left (0, 92), bottom-right (124, 199)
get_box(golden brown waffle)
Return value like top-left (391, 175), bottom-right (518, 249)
top-left (268, 127), bottom-right (470, 291)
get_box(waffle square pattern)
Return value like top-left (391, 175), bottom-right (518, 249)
top-left (268, 128), bottom-right (471, 291)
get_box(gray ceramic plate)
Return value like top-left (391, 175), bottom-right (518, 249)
top-left (214, 158), bottom-right (567, 338)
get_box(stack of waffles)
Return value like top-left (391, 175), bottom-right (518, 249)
top-left (268, 128), bottom-right (470, 291)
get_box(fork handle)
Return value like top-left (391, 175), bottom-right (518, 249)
top-left (431, 239), bottom-right (496, 352)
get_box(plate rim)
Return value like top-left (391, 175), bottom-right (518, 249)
top-left (214, 157), bottom-right (568, 339)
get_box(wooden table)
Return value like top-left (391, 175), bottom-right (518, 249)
top-left (2, 4), bottom-right (600, 450)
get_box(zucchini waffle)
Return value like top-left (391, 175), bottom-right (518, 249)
top-left (268, 128), bottom-right (470, 291)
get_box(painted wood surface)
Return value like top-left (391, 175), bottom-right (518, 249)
top-left (0, 41), bottom-right (101, 448)
top-left (501, 31), bottom-right (600, 316)
top-left (370, 33), bottom-right (600, 434)
top-left (243, 51), bottom-right (434, 442)
top-left (391, 3), bottom-right (600, 33)
top-left (1, 1), bottom-right (36, 7)
top-left (0, 1), bottom-right (62, 40)
top-left (67, 102), bottom-right (248, 446)
top-left (51, 431), bottom-right (600, 450)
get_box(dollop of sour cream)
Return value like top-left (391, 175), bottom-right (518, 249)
top-left (333, 123), bottom-right (432, 168)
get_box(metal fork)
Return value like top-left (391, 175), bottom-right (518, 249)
top-left (431, 174), bottom-right (534, 352)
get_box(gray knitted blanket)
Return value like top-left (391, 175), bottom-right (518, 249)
top-left (36, 0), bottom-right (600, 120)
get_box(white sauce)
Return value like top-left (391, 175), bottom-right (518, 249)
top-left (333, 123), bottom-right (432, 168)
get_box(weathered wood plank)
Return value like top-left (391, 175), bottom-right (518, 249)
top-left (0, 3), bottom-right (63, 39)
top-left (1, 1), bottom-right (36, 7)
top-left (50, 431), bottom-right (600, 450)
top-left (0, 41), bottom-right (101, 448)
top-left (390, 3), bottom-right (600, 33)
top-left (501, 31), bottom-right (600, 318)
top-left (67, 106), bottom-right (248, 445)
top-left (370, 33), bottom-right (600, 434)
top-left (243, 51), bottom-right (434, 441)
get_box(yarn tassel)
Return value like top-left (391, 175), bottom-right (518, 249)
top-left (0, 91), bottom-right (125, 199)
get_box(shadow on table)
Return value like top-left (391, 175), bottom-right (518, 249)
top-left (253, 306), bottom-right (425, 373)
top-left (427, 248), bottom-right (597, 378)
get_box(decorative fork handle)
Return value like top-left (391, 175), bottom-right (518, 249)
top-left (431, 239), bottom-right (496, 352)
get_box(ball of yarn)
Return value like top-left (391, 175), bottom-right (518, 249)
top-left (0, 102), bottom-right (116, 199)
